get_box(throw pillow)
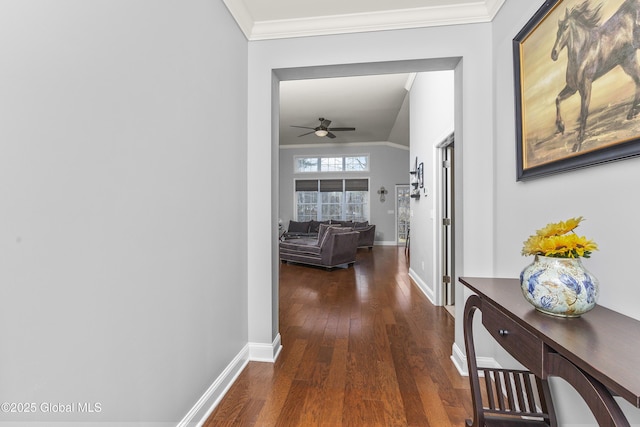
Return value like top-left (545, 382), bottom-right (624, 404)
top-left (288, 220), bottom-right (310, 233)
top-left (309, 220), bottom-right (329, 233)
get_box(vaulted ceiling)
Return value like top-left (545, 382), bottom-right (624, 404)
top-left (279, 74), bottom-right (414, 146)
top-left (222, 0), bottom-right (505, 147)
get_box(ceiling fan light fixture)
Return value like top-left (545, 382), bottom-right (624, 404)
top-left (292, 118), bottom-right (355, 138)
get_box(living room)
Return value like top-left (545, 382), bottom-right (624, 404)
top-left (276, 75), bottom-right (410, 270)
top-left (278, 70), bottom-right (454, 297)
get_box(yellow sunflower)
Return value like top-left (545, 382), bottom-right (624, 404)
top-left (535, 216), bottom-right (583, 237)
top-left (522, 217), bottom-right (597, 258)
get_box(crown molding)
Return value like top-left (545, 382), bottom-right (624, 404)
top-left (223, 0), bottom-right (505, 41)
top-left (279, 141), bottom-right (409, 151)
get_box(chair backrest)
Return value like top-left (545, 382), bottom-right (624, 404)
top-left (464, 295), bottom-right (557, 427)
top-left (472, 368), bottom-right (556, 426)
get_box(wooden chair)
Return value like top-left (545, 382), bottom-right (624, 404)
top-left (404, 226), bottom-right (410, 256)
top-left (464, 295), bottom-right (557, 427)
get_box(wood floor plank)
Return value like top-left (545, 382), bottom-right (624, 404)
top-left (207, 247), bottom-right (472, 426)
top-left (387, 323), bottom-right (431, 427)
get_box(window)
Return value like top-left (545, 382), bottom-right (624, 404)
top-left (345, 156), bottom-right (368, 171)
top-left (321, 157), bottom-right (343, 172)
top-left (344, 178), bottom-right (368, 221)
top-left (294, 179), bottom-right (369, 222)
top-left (295, 180), bottom-right (318, 221)
top-left (296, 157), bottom-right (319, 173)
top-left (295, 155), bottom-right (369, 173)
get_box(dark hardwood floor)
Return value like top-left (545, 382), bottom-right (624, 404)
top-left (205, 246), bottom-right (473, 426)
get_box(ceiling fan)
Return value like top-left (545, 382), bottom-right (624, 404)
top-left (291, 117), bottom-right (356, 139)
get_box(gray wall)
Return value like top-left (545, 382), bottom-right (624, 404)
top-left (388, 92), bottom-right (411, 146)
top-left (279, 143), bottom-right (410, 244)
top-left (0, 0), bottom-right (248, 424)
top-left (408, 71), bottom-right (454, 302)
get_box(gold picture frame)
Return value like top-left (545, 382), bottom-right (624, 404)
top-left (514, 0), bottom-right (640, 180)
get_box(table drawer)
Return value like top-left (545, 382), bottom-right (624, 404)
top-left (482, 302), bottom-right (544, 376)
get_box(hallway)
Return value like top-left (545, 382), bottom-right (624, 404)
top-left (206, 246), bottom-right (472, 426)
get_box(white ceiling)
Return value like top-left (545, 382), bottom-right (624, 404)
top-left (279, 74), bottom-right (413, 146)
top-left (223, 0), bottom-right (505, 147)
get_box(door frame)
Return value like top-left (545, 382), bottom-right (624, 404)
top-left (435, 132), bottom-right (455, 307)
top-left (266, 58), bottom-right (464, 360)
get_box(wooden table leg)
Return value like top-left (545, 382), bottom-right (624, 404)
top-left (546, 352), bottom-right (629, 427)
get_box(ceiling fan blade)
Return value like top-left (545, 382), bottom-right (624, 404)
top-left (291, 125), bottom-right (316, 130)
top-left (327, 127), bottom-right (356, 132)
top-left (320, 118), bottom-right (331, 128)
top-left (297, 131), bottom-right (315, 137)
top-left (326, 132), bottom-right (336, 139)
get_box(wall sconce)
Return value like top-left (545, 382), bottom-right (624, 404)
top-left (377, 186), bottom-right (388, 202)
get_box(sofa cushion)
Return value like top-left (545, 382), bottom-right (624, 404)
top-left (354, 221), bottom-right (369, 229)
top-left (288, 220), bottom-right (310, 233)
top-left (330, 220), bottom-right (355, 228)
top-left (279, 240), bottom-right (321, 255)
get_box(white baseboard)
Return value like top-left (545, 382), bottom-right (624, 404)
top-left (178, 334), bottom-right (283, 427)
top-left (408, 268), bottom-right (436, 304)
top-left (249, 333), bottom-right (282, 362)
top-left (450, 342), bottom-right (500, 377)
top-left (177, 345), bottom-right (250, 427)
top-left (374, 240), bottom-right (399, 246)
top-left (451, 342), bottom-right (468, 376)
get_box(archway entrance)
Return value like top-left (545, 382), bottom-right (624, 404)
top-left (273, 58), bottom-right (462, 340)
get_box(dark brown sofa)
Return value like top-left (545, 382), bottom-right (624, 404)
top-left (282, 219), bottom-right (328, 239)
top-left (283, 219), bottom-right (376, 249)
top-left (279, 224), bottom-right (359, 268)
top-left (329, 220), bottom-right (375, 249)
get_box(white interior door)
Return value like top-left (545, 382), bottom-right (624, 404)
top-left (395, 185), bottom-right (410, 245)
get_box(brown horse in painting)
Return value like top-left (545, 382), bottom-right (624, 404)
top-left (551, 0), bottom-right (640, 152)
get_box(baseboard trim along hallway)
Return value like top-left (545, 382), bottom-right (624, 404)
top-left (177, 345), bottom-right (250, 427)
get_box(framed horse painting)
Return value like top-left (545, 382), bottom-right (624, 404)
top-left (514, 0), bottom-right (640, 180)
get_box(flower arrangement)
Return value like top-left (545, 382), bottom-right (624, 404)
top-left (521, 216), bottom-right (598, 258)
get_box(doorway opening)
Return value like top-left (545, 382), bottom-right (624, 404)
top-left (274, 57), bottom-right (462, 335)
top-left (396, 185), bottom-right (410, 246)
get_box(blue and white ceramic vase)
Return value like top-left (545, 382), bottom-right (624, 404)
top-left (520, 255), bottom-right (599, 317)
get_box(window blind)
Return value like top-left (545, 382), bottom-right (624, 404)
top-left (295, 180), bottom-right (319, 191)
top-left (319, 179), bottom-right (343, 192)
top-left (345, 179), bottom-right (368, 191)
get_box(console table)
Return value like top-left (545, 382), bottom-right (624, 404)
top-left (460, 277), bottom-right (640, 427)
